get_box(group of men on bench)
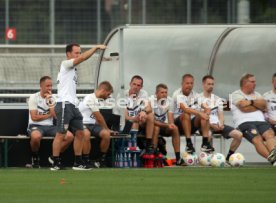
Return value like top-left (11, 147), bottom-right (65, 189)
top-left (27, 43), bottom-right (276, 169)
top-left (28, 72), bottom-right (276, 169)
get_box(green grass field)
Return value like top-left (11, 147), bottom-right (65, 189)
top-left (0, 167), bottom-right (275, 203)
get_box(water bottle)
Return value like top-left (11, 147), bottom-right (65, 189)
top-left (130, 129), bottom-right (138, 148)
top-left (157, 153), bottom-right (164, 168)
top-left (133, 153), bottom-right (138, 167)
top-left (142, 153), bottom-right (149, 168)
top-left (119, 153), bottom-right (123, 168)
top-left (148, 153), bottom-right (155, 168)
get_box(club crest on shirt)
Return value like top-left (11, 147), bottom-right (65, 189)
top-left (64, 124), bottom-right (69, 131)
top-left (251, 129), bottom-right (257, 135)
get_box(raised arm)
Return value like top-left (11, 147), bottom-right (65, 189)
top-left (73, 44), bottom-right (106, 66)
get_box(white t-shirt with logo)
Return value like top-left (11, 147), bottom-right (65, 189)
top-left (56, 59), bottom-right (78, 105)
top-left (263, 90), bottom-right (276, 121)
top-left (28, 92), bottom-right (53, 126)
top-left (79, 93), bottom-right (101, 124)
top-left (172, 88), bottom-right (200, 119)
top-left (231, 89), bottom-right (265, 127)
top-left (124, 89), bottom-right (148, 117)
top-left (149, 95), bottom-right (173, 123)
top-left (199, 93), bottom-right (224, 124)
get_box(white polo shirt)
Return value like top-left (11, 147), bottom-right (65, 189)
top-left (56, 59), bottom-right (79, 105)
top-left (198, 93), bottom-right (224, 124)
top-left (172, 88), bottom-right (200, 119)
top-left (28, 92), bottom-right (53, 126)
top-left (125, 89), bottom-right (148, 117)
top-left (263, 90), bottom-right (276, 121)
top-left (149, 95), bottom-right (173, 123)
top-left (79, 93), bottom-right (101, 124)
top-left (231, 89), bottom-right (265, 127)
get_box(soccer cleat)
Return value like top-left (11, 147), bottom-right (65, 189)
top-left (201, 143), bottom-right (215, 153)
top-left (273, 161), bottom-right (276, 167)
top-left (31, 156), bottom-right (40, 168)
top-left (185, 144), bottom-right (195, 154)
top-left (267, 148), bottom-right (276, 163)
top-left (176, 158), bottom-right (187, 166)
top-left (48, 156), bottom-right (54, 165)
top-left (72, 163), bottom-right (92, 170)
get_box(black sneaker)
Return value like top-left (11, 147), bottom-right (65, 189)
top-left (50, 163), bottom-right (65, 171)
top-left (176, 158), bottom-right (187, 166)
top-left (72, 163), bottom-right (92, 170)
top-left (201, 143), bottom-right (215, 152)
top-left (185, 144), bottom-right (195, 154)
top-left (50, 158), bottom-right (65, 171)
top-left (31, 156), bottom-right (40, 168)
top-left (267, 148), bottom-right (276, 163)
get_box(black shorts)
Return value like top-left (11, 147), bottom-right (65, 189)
top-left (55, 102), bottom-right (83, 134)
top-left (84, 124), bottom-right (103, 137)
top-left (159, 127), bottom-right (171, 137)
top-left (212, 124), bottom-right (234, 139)
top-left (271, 124), bottom-right (276, 133)
top-left (174, 116), bottom-right (197, 135)
top-left (27, 124), bottom-right (56, 137)
top-left (238, 121), bottom-right (272, 142)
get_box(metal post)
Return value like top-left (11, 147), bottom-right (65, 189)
top-left (203, 0), bottom-right (208, 24)
top-left (5, 0), bottom-right (9, 44)
top-left (128, 0), bottom-right (132, 24)
top-left (97, 0), bottom-right (102, 43)
top-left (232, 0), bottom-right (236, 23)
top-left (227, 0), bottom-right (231, 24)
top-left (187, 0), bottom-right (191, 24)
top-left (49, 0), bottom-right (55, 78)
top-left (142, 0), bottom-right (146, 24)
top-left (49, 0), bottom-right (55, 45)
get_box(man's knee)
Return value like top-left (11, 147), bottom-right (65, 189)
top-left (31, 131), bottom-right (42, 142)
top-left (231, 130), bottom-right (243, 140)
top-left (100, 129), bottom-right (111, 140)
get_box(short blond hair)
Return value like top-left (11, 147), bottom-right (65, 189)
top-left (240, 73), bottom-right (254, 87)
top-left (98, 81), bottom-right (113, 92)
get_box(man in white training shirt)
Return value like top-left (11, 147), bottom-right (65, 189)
top-left (124, 75), bottom-right (154, 152)
top-left (79, 81), bottom-right (114, 168)
top-left (231, 73), bottom-right (276, 166)
top-left (150, 83), bottom-right (185, 166)
top-left (172, 74), bottom-right (214, 154)
top-left (200, 75), bottom-right (243, 162)
top-left (263, 73), bottom-right (276, 133)
top-left (51, 43), bottom-right (106, 170)
top-left (28, 76), bottom-right (73, 168)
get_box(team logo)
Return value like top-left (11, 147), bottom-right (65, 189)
top-left (251, 129), bottom-right (257, 135)
top-left (46, 95), bottom-right (57, 108)
top-left (64, 124), bottom-right (69, 131)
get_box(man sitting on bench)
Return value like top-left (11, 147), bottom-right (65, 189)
top-left (28, 76), bottom-right (73, 168)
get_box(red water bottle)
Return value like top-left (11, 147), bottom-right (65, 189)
top-left (157, 153), bottom-right (164, 168)
top-left (148, 153), bottom-right (154, 168)
top-left (142, 153), bottom-right (149, 168)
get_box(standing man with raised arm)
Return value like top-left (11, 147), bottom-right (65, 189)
top-left (231, 73), bottom-right (276, 166)
top-left (51, 43), bottom-right (106, 170)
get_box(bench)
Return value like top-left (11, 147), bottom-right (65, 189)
top-left (0, 134), bottom-right (131, 168)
